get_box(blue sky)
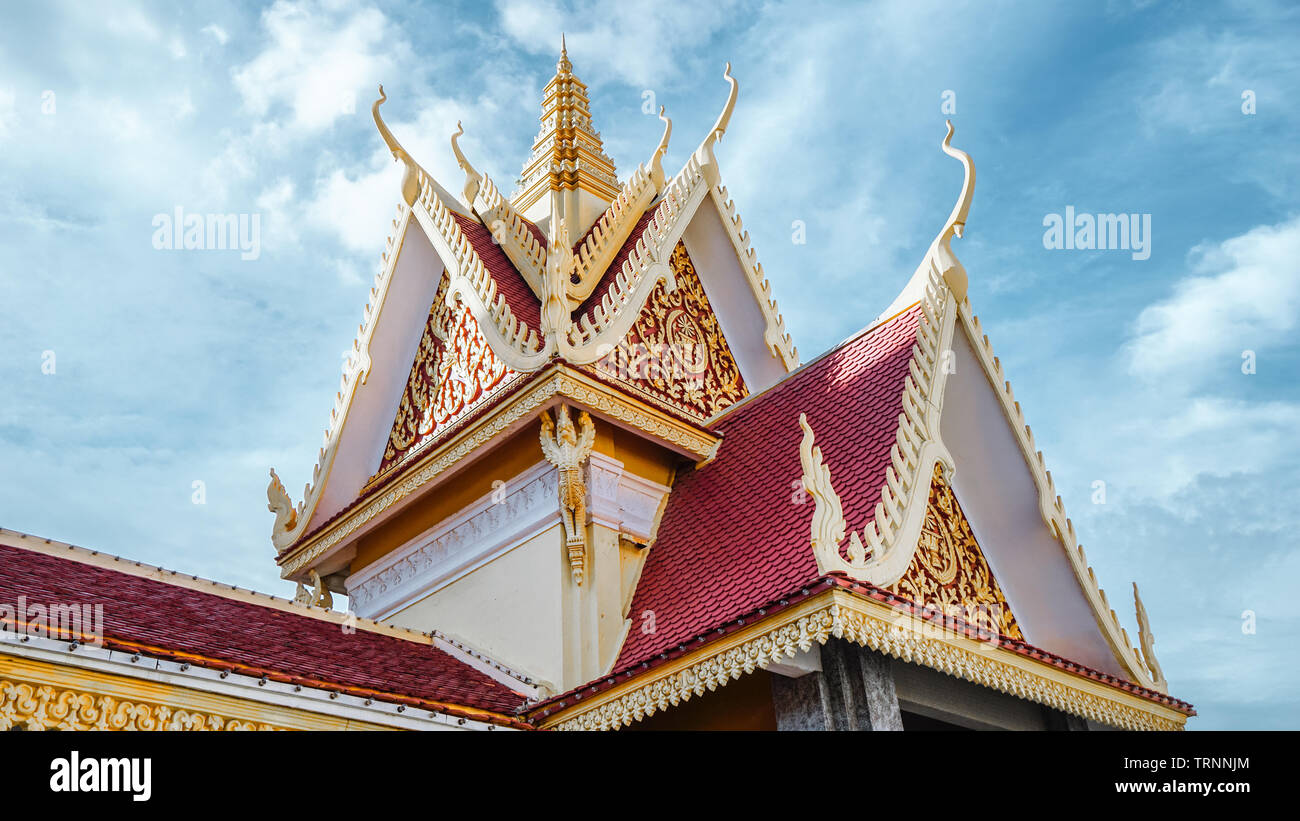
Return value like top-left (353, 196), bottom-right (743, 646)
top-left (1, 0), bottom-right (1296, 729)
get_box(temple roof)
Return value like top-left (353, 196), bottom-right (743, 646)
top-left (616, 303), bottom-right (925, 671)
top-left (268, 53), bottom-right (796, 561)
top-left (0, 532), bottom-right (530, 725)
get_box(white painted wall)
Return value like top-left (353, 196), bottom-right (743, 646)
top-left (389, 523), bottom-right (567, 690)
top-left (940, 324), bottom-right (1126, 678)
top-left (681, 198), bottom-right (789, 394)
top-left (308, 219), bottom-right (444, 531)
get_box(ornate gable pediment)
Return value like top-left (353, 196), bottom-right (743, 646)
top-left (887, 464), bottom-right (1023, 640)
top-left (586, 242), bottom-right (747, 422)
top-left (376, 274), bottom-right (523, 477)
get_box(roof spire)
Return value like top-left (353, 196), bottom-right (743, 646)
top-left (511, 38), bottom-right (619, 224)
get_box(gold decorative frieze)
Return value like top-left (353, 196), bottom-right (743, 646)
top-left (542, 590), bottom-right (1189, 732)
top-left (887, 464), bottom-right (1023, 640)
top-left (279, 366), bottom-right (718, 577)
top-left (0, 677), bottom-right (283, 731)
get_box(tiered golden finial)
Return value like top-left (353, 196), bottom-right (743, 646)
top-left (511, 38), bottom-right (620, 228)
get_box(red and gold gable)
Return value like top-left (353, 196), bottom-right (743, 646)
top-left (887, 465), bottom-right (1023, 640)
top-left (587, 242), bottom-right (747, 422)
top-left (377, 276), bottom-right (521, 476)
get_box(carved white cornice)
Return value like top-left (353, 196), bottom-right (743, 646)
top-left (586, 452), bottom-right (672, 543)
top-left (540, 590), bottom-right (1189, 731)
top-left (708, 185), bottom-right (798, 369)
top-left (797, 265), bottom-right (956, 586)
top-left (472, 172), bottom-right (548, 295)
top-left (269, 198), bottom-right (413, 554)
top-left (411, 180), bottom-right (553, 371)
top-left (955, 297), bottom-right (1168, 693)
top-left (870, 121), bottom-right (1167, 694)
top-left (345, 463), bottom-right (560, 619)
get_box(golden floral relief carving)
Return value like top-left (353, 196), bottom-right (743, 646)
top-left (379, 276), bottom-right (518, 474)
top-left (589, 242), bottom-right (746, 421)
top-left (886, 464), bottom-right (1023, 640)
top-left (0, 678), bottom-right (282, 731)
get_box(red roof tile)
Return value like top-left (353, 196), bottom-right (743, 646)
top-left (452, 212), bottom-right (541, 331)
top-left (0, 543), bottom-right (529, 719)
top-left (614, 304), bottom-right (924, 671)
top-left (575, 208), bottom-right (657, 320)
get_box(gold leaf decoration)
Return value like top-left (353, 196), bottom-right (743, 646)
top-left (378, 275), bottom-right (520, 476)
top-left (886, 464), bottom-right (1023, 640)
top-left (588, 242), bottom-right (747, 421)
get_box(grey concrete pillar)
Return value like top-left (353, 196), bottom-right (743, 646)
top-left (1042, 706), bottom-right (1089, 731)
top-left (770, 639), bottom-right (903, 731)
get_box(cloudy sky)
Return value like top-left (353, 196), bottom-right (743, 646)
top-left (1, 0), bottom-right (1296, 729)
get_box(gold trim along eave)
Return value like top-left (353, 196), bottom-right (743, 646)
top-left (277, 364), bottom-right (719, 579)
top-left (536, 588), bottom-right (1192, 731)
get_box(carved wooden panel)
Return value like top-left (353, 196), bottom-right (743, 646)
top-left (887, 465), bottom-right (1023, 640)
top-left (378, 276), bottom-right (520, 475)
top-left (588, 242), bottom-right (747, 421)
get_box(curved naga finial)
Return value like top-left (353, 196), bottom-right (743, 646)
top-left (649, 105), bottom-right (673, 190)
top-left (710, 62), bottom-right (738, 143)
top-left (799, 413), bottom-right (872, 570)
top-left (695, 62), bottom-right (738, 183)
top-left (267, 468), bottom-right (299, 554)
top-left (1133, 583), bottom-right (1168, 692)
top-left (372, 84), bottom-right (422, 206)
top-left (450, 120), bottom-right (483, 206)
top-left (294, 569), bottom-right (333, 609)
top-left (930, 119), bottom-right (976, 301)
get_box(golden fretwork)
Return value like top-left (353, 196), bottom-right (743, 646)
top-left (379, 276), bottom-right (519, 475)
top-left (590, 242), bottom-right (746, 421)
top-left (0, 677), bottom-right (282, 731)
top-left (887, 465), bottom-right (1023, 640)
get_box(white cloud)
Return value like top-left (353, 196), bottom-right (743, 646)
top-left (305, 163), bottom-right (400, 253)
top-left (0, 87), bottom-right (14, 139)
top-left (255, 177), bottom-right (300, 252)
top-left (232, 0), bottom-right (401, 132)
top-left (495, 0), bottom-right (740, 87)
top-left (1108, 397), bottom-right (1300, 501)
top-left (1126, 216), bottom-right (1300, 382)
top-left (201, 24), bottom-right (230, 45)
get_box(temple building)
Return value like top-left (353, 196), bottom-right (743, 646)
top-left (0, 46), bottom-right (1193, 731)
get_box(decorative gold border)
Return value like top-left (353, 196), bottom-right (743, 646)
top-left (0, 655), bottom-right (336, 731)
top-left (539, 589), bottom-right (1189, 731)
top-left (279, 366), bottom-right (718, 577)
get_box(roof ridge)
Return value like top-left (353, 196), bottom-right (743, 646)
top-left (0, 527), bottom-right (542, 692)
top-left (706, 300), bottom-right (923, 428)
top-left (0, 527), bottom-right (436, 646)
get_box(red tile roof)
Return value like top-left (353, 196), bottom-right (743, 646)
top-left (0, 542), bottom-right (530, 722)
top-left (533, 574), bottom-right (1195, 719)
top-left (575, 208), bottom-right (657, 321)
top-left (614, 304), bottom-right (925, 671)
top-left (452, 212), bottom-right (541, 331)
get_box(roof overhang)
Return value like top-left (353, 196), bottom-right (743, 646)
top-left (277, 363), bottom-right (720, 581)
top-left (531, 584), bottom-right (1194, 731)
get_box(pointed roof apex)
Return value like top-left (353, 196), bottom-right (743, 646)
top-left (511, 40), bottom-right (620, 223)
